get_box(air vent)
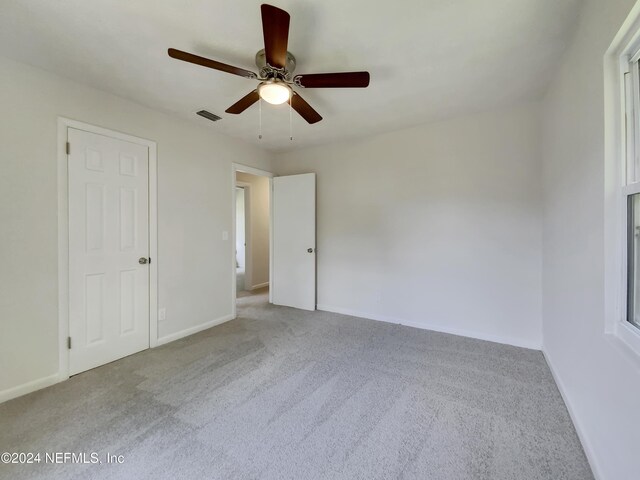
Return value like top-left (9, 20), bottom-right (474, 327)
top-left (196, 110), bottom-right (222, 122)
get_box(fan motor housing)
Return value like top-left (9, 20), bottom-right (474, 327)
top-left (255, 49), bottom-right (296, 80)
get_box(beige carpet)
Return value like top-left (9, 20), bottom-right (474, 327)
top-left (0, 290), bottom-right (592, 479)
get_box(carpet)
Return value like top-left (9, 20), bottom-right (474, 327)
top-left (0, 290), bottom-right (593, 479)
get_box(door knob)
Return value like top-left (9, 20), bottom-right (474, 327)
top-left (307, 248), bottom-right (314, 253)
top-left (138, 257), bottom-right (149, 265)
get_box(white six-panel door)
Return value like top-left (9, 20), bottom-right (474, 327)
top-left (272, 173), bottom-right (316, 311)
top-left (68, 128), bottom-right (150, 375)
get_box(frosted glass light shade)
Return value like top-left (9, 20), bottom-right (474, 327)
top-left (258, 82), bottom-right (291, 105)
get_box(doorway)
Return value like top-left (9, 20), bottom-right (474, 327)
top-left (232, 164), bottom-right (274, 314)
top-left (231, 164), bottom-right (317, 316)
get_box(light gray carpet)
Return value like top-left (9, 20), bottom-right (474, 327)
top-left (0, 290), bottom-right (593, 480)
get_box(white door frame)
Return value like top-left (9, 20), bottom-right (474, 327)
top-left (231, 163), bottom-right (274, 318)
top-left (57, 117), bottom-right (158, 381)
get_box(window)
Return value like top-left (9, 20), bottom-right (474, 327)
top-left (623, 52), bottom-right (640, 334)
top-left (627, 194), bottom-right (640, 329)
top-left (604, 5), bottom-right (640, 358)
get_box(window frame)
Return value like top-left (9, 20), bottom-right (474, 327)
top-left (621, 55), bottom-right (640, 331)
top-left (606, 28), bottom-right (640, 359)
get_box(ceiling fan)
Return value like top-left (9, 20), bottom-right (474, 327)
top-left (168, 3), bottom-right (370, 124)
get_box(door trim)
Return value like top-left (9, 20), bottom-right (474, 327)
top-left (231, 163), bottom-right (274, 318)
top-left (57, 117), bottom-right (158, 381)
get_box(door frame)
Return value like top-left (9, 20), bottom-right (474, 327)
top-left (57, 117), bottom-right (158, 381)
top-left (231, 163), bottom-right (274, 318)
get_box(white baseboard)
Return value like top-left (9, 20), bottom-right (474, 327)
top-left (542, 348), bottom-right (602, 480)
top-left (316, 304), bottom-right (542, 350)
top-left (0, 372), bottom-right (60, 404)
top-left (249, 282), bottom-right (269, 291)
top-left (156, 314), bottom-right (235, 346)
top-left (1, 314), bottom-right (236, 404)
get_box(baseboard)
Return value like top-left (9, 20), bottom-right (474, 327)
top-left (542, 348), bottom-right (602, 480)
top-left (249, 282), bottom-right (269, 291)
top-left (156, 314), bottom-right (235, 346)
top-left (316, 304), bottom-right (542, 350)
top-left (0, 372), bottom-right (60, 404)
top-left (1, 315), bottom-right (236, 404)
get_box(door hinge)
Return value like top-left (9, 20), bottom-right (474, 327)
top-left (66, 142), bottom-right (70, 155)
top-left (67, 337), bottom-right (71, 349)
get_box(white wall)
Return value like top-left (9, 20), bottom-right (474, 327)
top-left (274, 102), bottom-right (543, 349)
top-left (541, 0), bottom-right (640, 478)
top-left (0, 56), bottom-right (272, 398)
top-left (236, 171), bottom-right (270, 289)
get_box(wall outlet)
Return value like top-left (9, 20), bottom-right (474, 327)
top-left (222, 231), bottom-right (229, 241)
top-left (158, 308), bottom-right (166, 322)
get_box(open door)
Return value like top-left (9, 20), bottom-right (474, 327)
top-left (272, 173), bottom-right (316, 310)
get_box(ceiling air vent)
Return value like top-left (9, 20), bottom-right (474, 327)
top-left (196, 110), bottom-right (222, 122)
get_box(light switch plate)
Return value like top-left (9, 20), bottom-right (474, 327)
top-left (222, 231), bottom-right (229, 241)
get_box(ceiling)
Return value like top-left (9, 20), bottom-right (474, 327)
top-left (0, 0), bottom-right (583, 152)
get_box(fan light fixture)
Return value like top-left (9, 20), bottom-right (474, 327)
top-left (258, 81), bottom-right (291, 105)
top-left (168, 4), bottom-right (371, 126)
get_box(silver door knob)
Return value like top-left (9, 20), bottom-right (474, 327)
top-left (307, 248), bottom-right (314, 253)
top-left (139, 257), bottom-right (148, 264)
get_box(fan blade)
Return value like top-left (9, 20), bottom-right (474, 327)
top-left (168, 48), bottom-right (257, 79)
top-left (288, 92), bottom-right (322, 124)
top-left (293, 72), bottom-right (370, 88)
top-left (261, 4), bottom-right (290, 69)
top-left (225, 90), bottom-right (260, 114)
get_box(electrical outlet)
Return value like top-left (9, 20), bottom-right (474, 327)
top-left (222, 231), bottom-right (229, 241)
top-left (158, 308), bottom-right (166, 321)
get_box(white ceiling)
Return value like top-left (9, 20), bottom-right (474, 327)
top-left (0, 0), bottom-right (582, 152)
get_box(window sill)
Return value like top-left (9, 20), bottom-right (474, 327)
top-left (606, 322), bottom-right (640, 372)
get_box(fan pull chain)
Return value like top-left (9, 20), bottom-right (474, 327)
top-left (289, 95), bottom-right (293, 141)
top-left (258, 97), bottom-right (262, 140)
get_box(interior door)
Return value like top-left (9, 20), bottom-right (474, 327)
top-left (68, 127), bottom-right (150, 375)
top-left (272, 173), bottom-right (316, 310)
